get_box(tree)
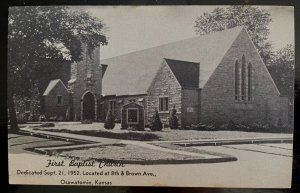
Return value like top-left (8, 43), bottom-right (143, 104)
top-left (169, 106), bottom-right (178, 129)
top-left (149, 110), bottom-right (163, 131)
top-left (267, 44), bottom-right (295, 101)
top-left (104, 110), bottom-right (115, 129)
top-left (194, 5), bottom-right (273, 65)
top-left (8, 6), bottom-right (107, 132)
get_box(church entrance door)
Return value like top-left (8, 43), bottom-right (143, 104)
top-left (82, 92), bottom-right (95, 121)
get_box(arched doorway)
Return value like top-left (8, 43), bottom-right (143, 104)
top-left (82, 92), bottom-right (95, 121)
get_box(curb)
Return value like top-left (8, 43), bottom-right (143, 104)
top-left (20, 129), bottom-right (95, 144)
top-left (173, 138), bottom-right (293, 147)
top-left (54, 153), bottom-right (238, 165)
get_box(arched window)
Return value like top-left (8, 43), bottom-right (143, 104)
top-left (235, 60), bottom-right (240, 100)
top-left (248, 62), bottom-right (252, 101)
top-left (241, 55), bottom-right (246, 100)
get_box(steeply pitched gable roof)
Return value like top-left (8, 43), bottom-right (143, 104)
top-left (101, 26), bottom-right (243, 96)
top-left (164, 58), bottom-right (199, 88)
top-left (43, 79), bottom-right (67, 96)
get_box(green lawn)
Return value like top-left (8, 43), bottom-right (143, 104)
top-left (61, 144), bottom-right (205, 163)
top-left (8, 133), bottom-right (74, 154)
top-left (35, 122), bottom-right (293, 141)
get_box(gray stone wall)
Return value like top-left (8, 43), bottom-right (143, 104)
top-left (44, 83), bottom-right (69, 120)
top-left (147, 61), bottom-right (182, 127)
top-left (201, 28), bottom-right (290, 127)
top-left (68, 43), bottom-right (102, 121)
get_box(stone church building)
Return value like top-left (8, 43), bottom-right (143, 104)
top-left (43, 27), bottom-right (290, 129)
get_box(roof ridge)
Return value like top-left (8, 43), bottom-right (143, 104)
top-left (102, 26), bottom-right (244, 61)
top-left (43, 79), bottom-right (67, 96)
top-left (164, 58), bottom-right (200, 64)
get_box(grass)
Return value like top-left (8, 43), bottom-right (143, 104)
top-left (8, 133), bottom-right (74, 154)
top-left (35, 127), bottom-right (293, 142)
top-left (35, 128), bottom-right (160, 141)
top-left (152, 129), bottom-right (292, 141)
top-left (60, 144), bottom-right (205, 163)
top-left (33, 122), bottom-right (293, 142)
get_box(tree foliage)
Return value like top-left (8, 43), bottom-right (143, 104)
top-left (8, 6), bottom-right (108, 131)
top-left (8, 6), bottom-right (107, 96)
top-left (267, 44), bottom-right (295, 101)
top-left (194, 6), bottom-right (273, 65)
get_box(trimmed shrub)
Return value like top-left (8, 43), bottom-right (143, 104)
top-left (28, 114), bottom-right (35, 122)
top-left (104, 110), bottom-right (115, 129)
top-left (227, 120), bottom-right (236, 130)
top-left (39, 114), bottom-right (46, 122)
top-left (149, 110), bottom-right (162, 131)
top-left (48, 116), bottom-right (57, 122)
top-left (57, 115), bottom-right (64, 122)
top-left (81, 119), bottom-right (93, 124)
top-left (277, 119), bottom-right (283, 128)
top-left (41, 122), bottom-right (55, 127)
top-left (169, 106), bottom-right (178, 129)
top-left (65, 107), bottom-right (71, 121)
top-left (190, 122), bottom-right (216, 130)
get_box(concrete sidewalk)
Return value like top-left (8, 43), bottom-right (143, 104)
top-left (20, 126), bottom-right (236, 163)
top-left (21, 126), bottom-right (120, 144)
top-left (21, 126), bottom-right (293, 147)
top-left (19, 126), bottom-right (294, 165)
top-left (152, 136), bottom-right (293, 147)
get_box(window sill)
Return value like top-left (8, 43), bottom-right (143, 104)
top-left (158, 111), bottom-right (169, 114)
top-left (127, 122), bottom-right (139, 125)
top-left (234, 100), bottom-right (253, 105)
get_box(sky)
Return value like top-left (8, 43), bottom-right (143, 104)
top-left (74, 6), bottom-right (294, 59)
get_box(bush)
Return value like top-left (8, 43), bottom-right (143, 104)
top-left (57, 115), bottom-right (64, 122)
top-left (169, 106), bottom-right (178, 129)
top-left (48, 116), bottom-right (57, 121)
top-left (41, 122), bottom-right (55, 127)
top-left (39, 114), bottom-right (46, 122)
top-left (65, 107), bottom-right (71, 121)
top-left (81, 119), bottom-right (93, 124)
top-left (227, 120), bottom-right (236, 130)
top-left (277, 119), bottom-right (283, 128)
top-left (104, 110), bottom-right (115, 129)
top-left (28, 114), bottom-right (35, 122)
top-left (190, 122), bottom-right (216, 130)
top-left (149, 110), bottom-right (162, 131)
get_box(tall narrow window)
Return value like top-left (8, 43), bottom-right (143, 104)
top-left (57, 96), bottom-right (62, 106)
top-left (248, 62), bottom-right (252, 101)
top-left (241, 55), bottom-right (246, 100)
top-left (25, 100), bottom-right (31, 112)
top-left (109, 100), bottom-right (116, 114)
top-left (235, 60), bottom-right (240, 100)
top-left (159, 97), bottom-right (169, 112)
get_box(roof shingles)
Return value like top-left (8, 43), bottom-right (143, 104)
top-left (101, 27), bottom-right (244, 96)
